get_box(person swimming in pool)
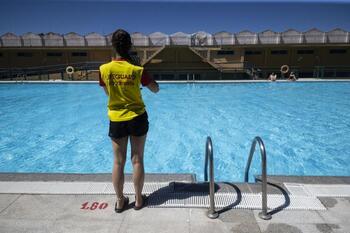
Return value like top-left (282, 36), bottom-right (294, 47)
top-left (99, 29), bottom-right (159, 213)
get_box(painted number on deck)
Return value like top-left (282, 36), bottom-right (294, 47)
top-left (81, 202), bottom-right (108, 210)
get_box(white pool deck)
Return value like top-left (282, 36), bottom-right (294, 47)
top-left (0, 174), bottom-right (349, 233)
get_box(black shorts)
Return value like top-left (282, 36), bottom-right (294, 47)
top-left (109, 112), bottom-right (149, 139)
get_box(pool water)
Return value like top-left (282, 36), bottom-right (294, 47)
top-left (0, 82), bottom-right (349, 181)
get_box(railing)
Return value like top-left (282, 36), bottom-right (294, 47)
top-left (244, 136), bottom-right (272, 220)
top-left (204, 136), bottom-right (218, 219)
top-left (256, 65), bottom-right (350, 79)
top-left (0, 62), bottom-right (103, 80)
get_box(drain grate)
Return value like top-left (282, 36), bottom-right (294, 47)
top-left (147, 193), bottom-right (326, 210)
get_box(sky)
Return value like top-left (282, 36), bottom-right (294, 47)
top-left (0, 0), bottom-right (350, 35)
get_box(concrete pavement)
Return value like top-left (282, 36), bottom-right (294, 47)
top-left (0, 174), bottom-right (349, 233)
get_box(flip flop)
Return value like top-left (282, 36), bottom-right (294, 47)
top-left (115, 196), bottom-right (129, 213)
top-left (133, 195), bottom-right (147, 210)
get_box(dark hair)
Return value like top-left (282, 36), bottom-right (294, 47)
top-left (111, 29), bottom-right (132, 59)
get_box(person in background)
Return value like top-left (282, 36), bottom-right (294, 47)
top-left (288, 72), bottom-right (297, 81)
top-left (99, 29), bottom-right (159, 213)
top-left (268, 72), bottom-right (277, 82)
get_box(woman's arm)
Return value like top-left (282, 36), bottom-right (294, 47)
top-left (99, 71), bottom-right (109, 96)
top-left (102, 85), bottom-right (109, 96)
top-left (141, 70), bottom-right (159, 93)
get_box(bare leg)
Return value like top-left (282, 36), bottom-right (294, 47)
top-left (130, 134), bottom-right (147, 207)
top-left (111, 136), bottom-right (128, 209)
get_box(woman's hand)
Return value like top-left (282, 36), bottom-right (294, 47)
top-left (147, 81), bottom-right (159, 93)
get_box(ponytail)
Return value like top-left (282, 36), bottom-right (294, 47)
top-left (111, 29), bottom-right (132, 61)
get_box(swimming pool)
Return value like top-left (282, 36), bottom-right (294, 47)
top-left (0, 82), bottom-right (349, 181)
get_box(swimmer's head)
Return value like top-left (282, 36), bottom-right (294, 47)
top-left (111, 29), bottom-right (132, 58)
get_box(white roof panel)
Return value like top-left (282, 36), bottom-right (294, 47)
top-left (327, 28), bottom-right (349, 43)
top-left (43, 32), bottom-right (64, 47)
top-left (192, 31), bottom-right (213, 46)
top-left (131, 32), bottom-right (149, 46)
top-left (170, 32), bottom-right (191, 45)
top-left (281, 29), bottom-right (303, 44)
top-left (149, 32), bottom-right (169, 46)
top-left (258, 30), bottom-right (280, 44)
top-left (236, 30), bottom-right (257, 45)
top-left (85, 32), bottom-right (106, 46)
top-left (64, 32), bottom-right (85, 46)
top-left (1, 33), bottom-right (22, 47)
top-left (22, 32), bottom-right (43, 47)
top-left (213, 31), bottom-right (234, 45)
top-left (304, 28), bottom-right (326, 43)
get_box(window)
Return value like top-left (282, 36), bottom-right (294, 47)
top-left (178, 73), bottom-right (201, 80)
top-left (17, 52), bottom-right (33, 57)
top-left (271, 50), bottom-right (288, 55)
top-left (336, 71), bottom-right (350, 77)
top-left (217, 50), bottom-right (234, 55)
top-left (72, 52), bottom-right (87, 57)
top-left (297, 50), bottom-right (314, 54)
top-left (160, 74), bottom-right (174, 80)
top-left (179, 74), bottom-right (187, 80)
top-left (329, 49), bottom-right (347, 54)
top-left (245, 50), bottom-right (262, 55)
top-left (298, 72), bottom-right (314, 78)
top-left (47, 52), bottom-right (62, 57)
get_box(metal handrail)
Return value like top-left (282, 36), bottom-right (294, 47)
top-left (244, 136), bottom-right (272, 220)
top-left (204, 136), bottom-right (218, 219)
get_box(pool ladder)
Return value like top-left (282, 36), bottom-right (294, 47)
top-left (244, 136), bottom-right (272, 220)
top-left (204, 136), bottom-right (218, 219)
top-left (204, 136), bottom-right (271, 220)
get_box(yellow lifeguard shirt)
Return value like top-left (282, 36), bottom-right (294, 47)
top-left (99, 60), bottom-right (146, 122)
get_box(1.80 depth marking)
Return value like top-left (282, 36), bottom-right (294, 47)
top-left (81, 202), bottom-right (108, 210)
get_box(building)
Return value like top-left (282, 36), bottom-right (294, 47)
top-left (0, 28), bottom-right (349, 80)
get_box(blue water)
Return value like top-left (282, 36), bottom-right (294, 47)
top-left (0, 82), bottom-right (350, 181)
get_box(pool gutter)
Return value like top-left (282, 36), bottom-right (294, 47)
top-left (0, 78), bottom-right (350, 84)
